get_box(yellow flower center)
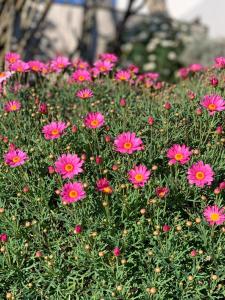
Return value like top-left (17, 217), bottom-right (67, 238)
top-left (175, 153), bottom-right (183, 161)
top-left (32, 66), bottom-right (39, 71)
top-left (17, 66), bottom-right (23, 72)
top-left (65, 164), bottom-right (74, 172)
top-left (134, 174), bottom-right (144, 182)
top-left (119, 75), bottom-right (126, 80)
top-left (159, 192), bottom-right (165, 198)
top-left (0, 72), bottom-right (6, 77)
top-left (10, 105), bottom-right (18, 111)
top-left (103, 186), bottom-right (112, 193)
top-left (210, 213), bottom-right (219, 221)
top-left (100, 66), bottom-right (107, 72)
top-left (78, 75), bottom-right (85, 81)
top-left (51, 129), bottom-right (59, 136)
top-left (9, 57), bottom-right (16, 63)
top-left (69, 190), bottom-right (78, 198)
top-left (208, 103), bottom-right (216, 111)
top-left (124, 142), bottom-right (132, 149)
top-left (12, 156), bottom-right (21, 163)
top-left (195, 171), bottom-right (205, 180)
top-left (90, 119), bottom-right (99, 127)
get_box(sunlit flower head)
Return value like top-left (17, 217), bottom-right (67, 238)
top-left (0, 71), bottom-right (13, 83)
top-left (96, 178), bottom-right (113, 194)
top-left (42, 121), bottom-right (67, 140)
top-left (5, 52), bottom-right (20, 64)
top-left (214, 57), bottom-right (225, 69)
top-left (9, 60), bottom-right (29, 72)
top-left (28, 60), bottom-right (44, 72)
top-left (128, 164), bottom-right (151, 187)
top-left (76, 88), bottom-right (93, 99)
top-left (99, 53), bottom-right (118, 63)
top-left (4, 148), bottom-right (28, 167)
top-left (167, 144), bottom-right (192, 165)
top-left (72, 69), bottom-right (92, 82)
top-left (114, 132), bottom-right (144, 154)
top-left (4, 100), bottom-right (21, 112)
top-left (201, 94), bottom-right (225, 115)
top-left (187, 161), bottom-right (214, 187)
top-left (84, 112), bottom-right (105, 129)
top-left (94, 60), bottom-right (113, 74)
top-left (51, 56), bottom-right (70, 72)
top-left (115, 70), bottom-right (131, 81)
top-left (203, 205), bottom-right (225, 226)
top-left (61, 182), bottom-right (86, 203)
top-left (55, 153), bottom-right (84, 179)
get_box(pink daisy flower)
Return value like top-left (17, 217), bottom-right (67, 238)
top-left (4, 148), bottom-right (28, 167)
top-left (99, 53), bottom-right (118, 63)
top-left (94, 60), bottom-right (113, 74)
top-left (4, 100), bottom-right (21, 112)
top-left (71, 70), bottom-right (92, 82)
top-left (73, 59), bottom-right (89, 69)
top-left (167, 144), bottom-right (192, 165)
top-left (5, 52), bottom-right (20, 64)
top-left (28, 60), bottom-right (44, 72)
top-left (187, 161), bottom-right (214, 187)
top-left (84, 112), bottom-right (105, 129)
top-left (188, 63), bottom-right (203, 73)
top-left (51, 56), bottom-right (70, 72)
top-left (214, 57), bottom-right (225, 69)
top-left (177, 67), bottom-right (189, 79)
top-left (9, 60), bottom-right (29, 72)
top-left (155, 187), bottom-right (170, 198)
top-left (203, 205), bottom-right (225, 226)
top-left (200, 94), bottom-right (225, 115)
top-left (114, 132), bottom-right (144, 154)
top-left (96, 178), bottom-right (113, 194)
top-left (128, 164), bottom-right (151, 187)
top-left (42, 121), bottom-right (67, 140)
top-left (0, 71), bottom-right (13, 83)
top-left (61, 182), bottom-right (86, 204)
top-left (115, 70), bottom-right (131, 81)
top-left (76, 88), bottom-right (93, 99)
top-left (55, 154), bottom-right (84, 179)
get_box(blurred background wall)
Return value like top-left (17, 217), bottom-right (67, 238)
top-left (0, 0), bottom-right (225, 80)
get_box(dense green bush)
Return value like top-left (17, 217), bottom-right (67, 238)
top-left (0, 57), bottom-right (225, 299)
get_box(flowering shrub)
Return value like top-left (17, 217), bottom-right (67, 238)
top-left (0, 53), bottom-right (225, 299)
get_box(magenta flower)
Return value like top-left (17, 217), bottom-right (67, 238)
top-left (167, 144), bottom-right (192, 165)
top-left (115, 70), bottom-right (131, 81)
top-left (61, 182), bottom-right (86, 203)
top-left (72, 70), bottom-right (92, 82)
top-left (128, 164), bottom-right (151, 187)
top-left (201, 94), bottom-right (225, 115)
top-left (99, 53), bottom-right (118, 63)
top-left (0, 71), bottom-right (13, 83)
top-left (9, 60), bottom-right (29, 72)
top-left (28, 60), bottom-right (44, 72)
top-left (94, 60), bottom-right (113, 74)
top-left (5, 52), bottom-right (20, 64)
top-left (0, 233), bottom-right (8, 242)
top-left (113, 247), bottom-right (121, 257)
top-left (155, 187), bottom-right (170, 198)
top-left (4, 100), bottom-right (21, 112)
top-left (55, 154), bottom-right (84, 179)
top-left (203, 205), bottom-right (225, 226)
top-left (214, 57), bottom-right (225, 68)
top-left (114, 132), bottom-right (144, 154)
top-left (187, 161), bottom-right (214, 187)
top-left (42, 121), bottom-right (67, 140)
top-left (76, 88), bottom-right (93, 99)
top-left (74, 225), bottom-right (83, 234)
top-left (162, 225), bottom-right (171, 232)
top-left (4, 148), bottom-right (28, 167)
top-left (50, 56), bottom-right (70, 72)
top-left (96, 178), bottom-right (113, 194)
top-left (84, 112), bottom-right (105, 129)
